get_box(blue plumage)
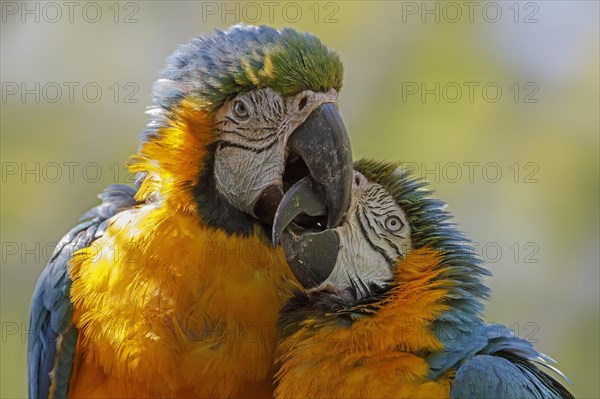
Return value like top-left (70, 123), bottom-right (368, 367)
top-left (356, 160), bottom-right (574, 398)
top-left (28, 185), bottom-right (137, 399)
top-left (29, 25), bottom-right (345, 398)
top-left (141, 24), bottom-right (343, 144)
top-left (452, 355), bottom-right (547, 398)
top-left (152, 25), bottom-right (279, 111)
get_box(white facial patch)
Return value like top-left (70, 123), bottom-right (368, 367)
top-left (315, 171), bottom-right (412, 297)
top-left (212, 88), bottom-right (339, 216)
top-left (214, 142), bottom-right (285, 213)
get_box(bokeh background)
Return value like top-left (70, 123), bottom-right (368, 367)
top-left (1, 1), bottom-right (598, 397)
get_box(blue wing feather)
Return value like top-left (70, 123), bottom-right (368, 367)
top-left (448, 323), bottom-right (574, 399)
top-left (28, 184), bottom-right (137, 399)
top-left (451, 355), bottom-right (547, 399)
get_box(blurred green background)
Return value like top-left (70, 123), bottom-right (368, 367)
top-left (1, 1), bottom-right (598, 398)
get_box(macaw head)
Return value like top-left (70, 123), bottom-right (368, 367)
top-left (273, 159), bottom-right (490, 305)
top-left (273, 160), bottom-right (572, 398)
top-left (130, 25), bottom-right (353, 236)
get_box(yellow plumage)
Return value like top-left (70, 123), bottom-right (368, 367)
top-left (274, 247), bottom-right (452, 399)
top-left (67, 100), bottom-right (298, 398)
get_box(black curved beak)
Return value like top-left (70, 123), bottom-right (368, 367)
top-left (273, 177), bottom-right (340, 289)
top-left (253, 102), bottom-right (352, 235)
top-left (286, 102), bottom-right (353, 229)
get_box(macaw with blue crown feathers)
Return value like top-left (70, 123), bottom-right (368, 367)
top-left (272, 159), bottom-right (574, 399)
top-left (27, 25), bottom-right (354, 398)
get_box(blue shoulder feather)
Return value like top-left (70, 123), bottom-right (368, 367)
top-left (448, 324), bottom-right (574, 399)
top-left (28, 184), bottom-right (137, 399)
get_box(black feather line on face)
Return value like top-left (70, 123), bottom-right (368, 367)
top-left (218, 128), bottom-right (278, 143)
top-left (278, 159), bottom-right (493, 339)
top-left (218, 139), bottom-right (278, 153)
top-left (193, 142), bottom-right (259, 237)
top-left (357, 206), bottom-right (395, 266)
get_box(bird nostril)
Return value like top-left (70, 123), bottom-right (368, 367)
top-left (354, 175), bottom-right (361, 186)
top-left (298, 97), bottom-right (308, 111)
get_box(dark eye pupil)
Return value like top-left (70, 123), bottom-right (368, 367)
top-left (234, 101), bottom-right (247, 117)
top-left (386, 216), bottom-right (402, 232)
top-left (298, 97), bottom-right (308, 110)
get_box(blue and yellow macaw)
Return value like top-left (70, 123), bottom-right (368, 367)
top-left (28, 25), bottom-right (354, 398)
top-left (272, 159), bottom-right (574, 399)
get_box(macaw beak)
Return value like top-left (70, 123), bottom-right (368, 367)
top-left (253, 103), bottom-right (353, 232)
top-left (272, 176), bottom-right (340, 289)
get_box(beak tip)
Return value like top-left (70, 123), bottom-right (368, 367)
top-left (281, 229), bottom-right (340, 289)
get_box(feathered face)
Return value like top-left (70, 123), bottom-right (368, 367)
top-left (141, 25), bottom-right (353, 236)
top-left (273, 169), bottom-right (412, 297)
top-left (213, 87), bottom-right (347, 225)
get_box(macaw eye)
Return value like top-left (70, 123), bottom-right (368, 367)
top-left (298, 96), bottom-right (308, 111)
top-left (385, 215), bottom-right (403, 233)
top-left (233, 101), bottom-right (249, 120)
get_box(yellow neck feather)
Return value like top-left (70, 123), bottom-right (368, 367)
top-left (67, 99), bottom-right (299, 397)
top-left (128, 99), bottom-right (216, 215)
top-left (275, 247), bottom-right (452, 399)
